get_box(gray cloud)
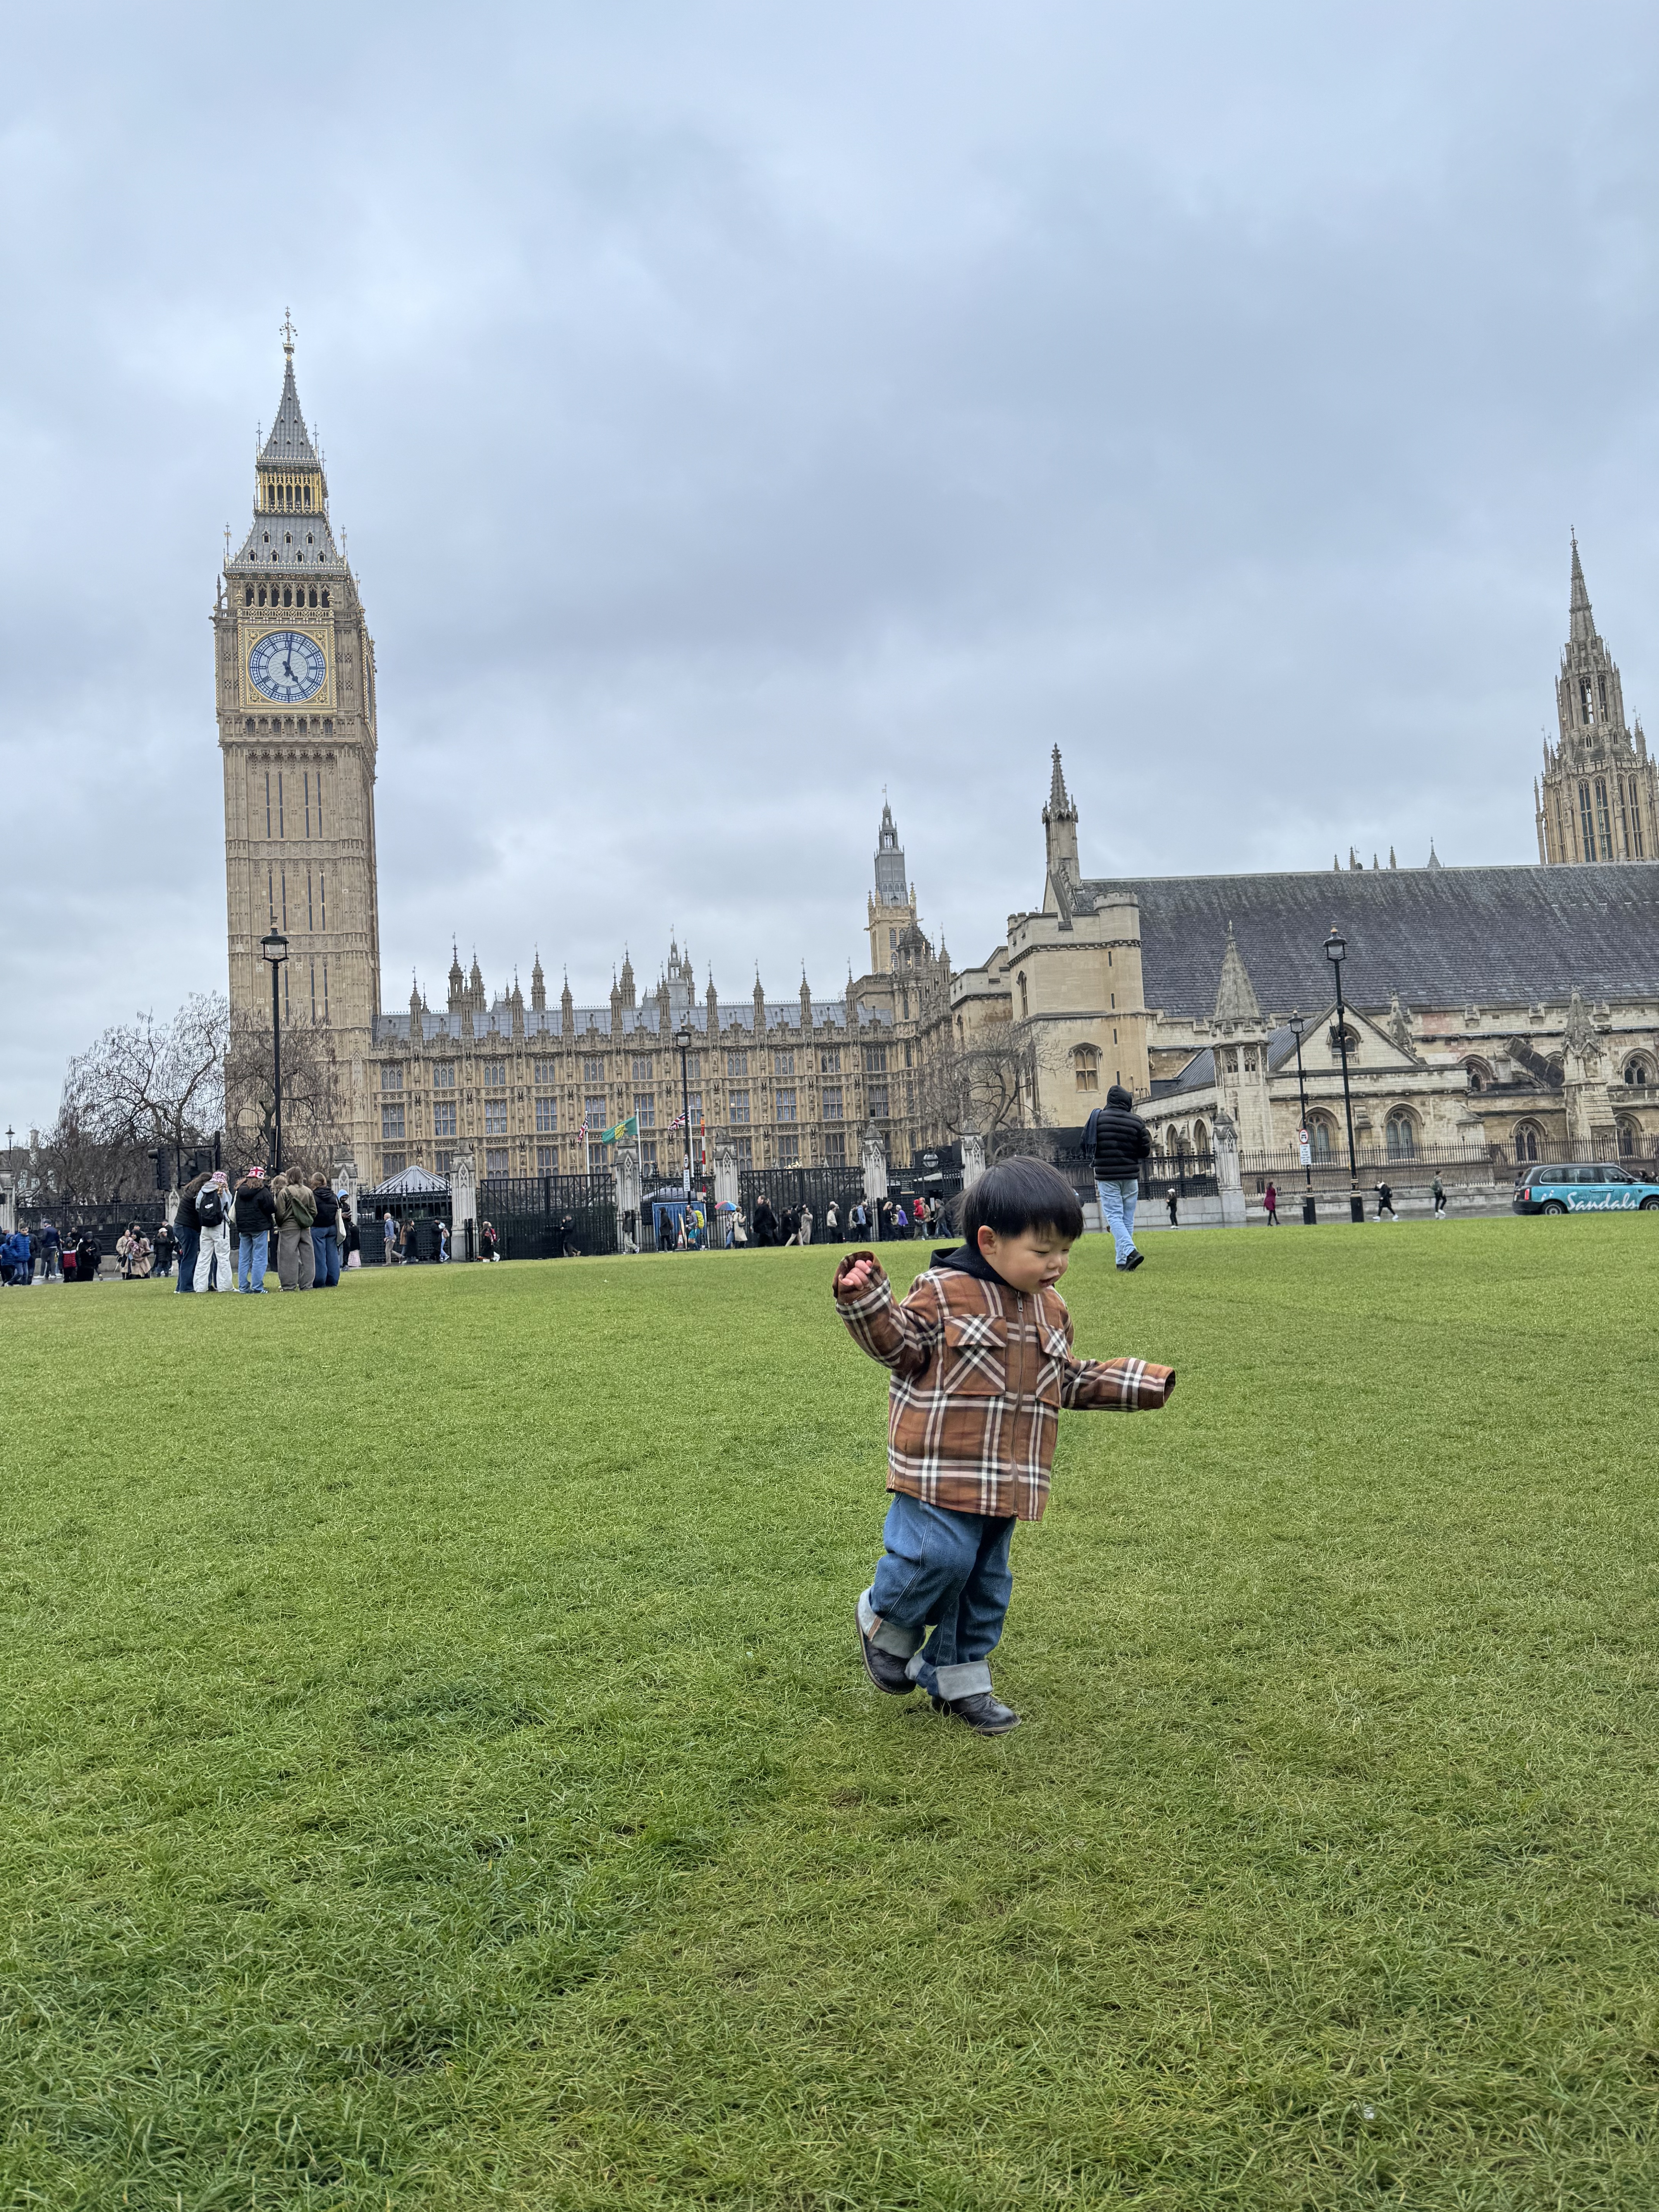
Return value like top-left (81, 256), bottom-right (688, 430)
top-left (5, 1), bottom-right (1659, 1131)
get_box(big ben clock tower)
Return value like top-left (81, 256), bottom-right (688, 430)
top-left (215, 319), bottom-right (382, 1154)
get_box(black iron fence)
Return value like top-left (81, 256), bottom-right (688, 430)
top-left (739, 1167), bottom-right (864, 1242)
top-left (477, 1173), bottom-right (617, 1260)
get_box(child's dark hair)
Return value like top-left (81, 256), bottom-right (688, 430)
top-left (962, 1155), bottom-right (1084, 1244)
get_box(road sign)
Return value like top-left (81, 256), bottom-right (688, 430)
top-left (1298, 1128), bottom-right (1312, 1167)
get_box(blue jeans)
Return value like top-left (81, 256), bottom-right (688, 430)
top-left (175, 1224), bottom-right (199, 1290)
top-left (1096, 1177), bottom-right (1139, 1264)
top-left (237, 1230), bottom-right (269, 1291)
top-left (311, 1226), bottom-right (340, 1286)
top-left (860, 1492), bottom-right (1015, 1701)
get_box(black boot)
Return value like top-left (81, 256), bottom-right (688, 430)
top-left (857, 1606), bottom-right (917, 1695)
top-left (931, 1690), bottom-right (1021, 1734)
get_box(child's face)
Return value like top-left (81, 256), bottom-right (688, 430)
top-left (978, 1223), bottom-right (1073, 1294)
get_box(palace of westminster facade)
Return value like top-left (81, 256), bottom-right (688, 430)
top-left (218, 344), bottom-right (1659, 1188)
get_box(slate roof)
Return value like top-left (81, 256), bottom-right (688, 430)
top-left (368, 1164), bottom-right (449, 1197)
top-left (1075, 864), bottom-right (1659, 1017)
top-left (370, 996), bottom-right (891, 1045)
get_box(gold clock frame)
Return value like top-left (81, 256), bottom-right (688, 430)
top-left (238, 615), bottom-right (336, 712)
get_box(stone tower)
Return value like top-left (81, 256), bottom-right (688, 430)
top-left (215, 324), bottom-right (382, 1159)
top-left (1536, 537), bottom-right (1659, 864)
top-left (1042, 745), bottom-right (1080, 895)
top-left (867, 799), bottom-right (918, 976)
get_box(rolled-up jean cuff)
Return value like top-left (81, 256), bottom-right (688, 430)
top-left (859, 1587), bottom-right (922, 1659)
top-left (932, 1659), bottom-right (993, 1700)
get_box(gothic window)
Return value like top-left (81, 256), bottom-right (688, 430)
top-left (483, 1060), bottom-right (505, 1088)
top-left (634, 1094), bottom-right (655, 1127)
top-left (1018, 972), bottom-right (1029, 1019)
top-left (868, 1080), bottom-right (890, 1120)
top-left (1384, 1109), bottom-right (1417, 1160)
top-left (825, 1131), bottom-right (847, 1165)
top-left (823, 1085), bottom-right (843, 1120)
top-left (780, 1133), bottom-right (801, 1166)
top-left (1632, 779), bottom-right (1646, 858)
top-left (686, 1091), bottom-right (702, 1118)
top-left (321, 589), bottom-right (330, 608)
top-left (318, 869), bottom-right (326, 926)
top-left (433, 1063), bottom-right (456, 1089)
top-left (1579, 781), bottom-right (1596, 860)
top-left (381, 1065), bottom-right (404, 1091)
top-left (863, 1043), bottom-right (888, 1074)
top-left (258, 585), bottom-right (267, 605)
top-left (535, 1097), bottom-right (557, 1132)
top-left (381, 1102), bottom-right (405, 1141)
top-left (536, 1145), bottom-right (556, 1173)
top-left (889, 928), bottom-right (896, 949)
top-left (1307, 1114), bottom-right (1334, 1161)
top-left (1072, 1045), bottom-right (1101, 1093)
top-left (308, 587), bottom-right (318, 608)
top-left (728, 1091), bottom-right (750, 1124)
top-left (1625, 1057), bottom-right (1654, 1087)
top-left (1513, 1121), bottom-right (1542, 1163)
top-left (532, 1060), bottom-right (555, 1087)
top-left (1599, 673), bottom-right (1608, 713)
top-left (584, 1093), bottom-right (605, 1127)
top-left (244, 586), bottom-right (253, 605)
top-left (819, 1048), bottom-right (841, 1073)
top-left (434, 1099), bottom-right (457, 1138)
top-left (726, 1050), bottom-right (747, 1077)
top-left (264, 772), bottom-right (272, 836)
top-left (1596, 779), bottom-right (1613, 859)
top-left (1617, 1116), bottom-right (1639, 1158)
top-left (283, 586), bottom-right (293, 607)
top-left (1463, 1056), bottom-right (1495, 1092)
top-left (583, 1055), bottom-right (604, 1082)
top-left (773, 1051), bottom-right (795, 1076)
top-left (776, 1089), bottom-right (797, 1122)
top-left (734, 1135), bottom-right (753, 1167)
top-left (631, 1054), bottom-right (653, 1080)
top-left (1192, 1118), bottom-right (1211, 1156)
top-left (684, 1053), bottom-right (701, 1079)
top-left (484, 1099), bottom-right (508, 1135)
top-left (1580, 677), bottom-right (1594, 724)
top-left (486, 1148), bottom-right (510, 1176)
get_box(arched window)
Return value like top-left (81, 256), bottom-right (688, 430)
top-left (244, 585), bottom-right (253, 605)
top-left (283, 585), bottom-right (294, 607)
top-left (1624, 1057), bottom-right (1653, 1087)
top-left (1579, 781), bottom-right (1596, 860)
top-left (1385, 1109), bottom-right (1417, 1160)
top-left (1596, 778), bottom-right (1614, 859)
top-left (1308, 1113), bottom-right (1335, 1161)
top-left (308, 586), bottom-right (318, 607)
top-left (1463, 1056), bottom-right (1495, 1092)
top-left (321, 589), bottom-right (330, 608)
top-left (1616, 1117), bottom-right (1638, 1158)
top-left (1513, 1121), bottom-right (1542, 1163)
top-left (1191, 1119), bottom-right (1209, 1156)
top-left (258, 585), bottom-right (267, 606)
top-left (1072, 1045), bottom-right (1100, 1094)
top-left (1018, 972), bottom-right (1028, 1020)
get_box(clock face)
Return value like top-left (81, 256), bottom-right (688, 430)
top-left (249, 629), bottom-right (327, 704)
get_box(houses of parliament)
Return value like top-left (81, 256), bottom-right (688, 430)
top-left (218, 340), bottom-right (1659, 1188)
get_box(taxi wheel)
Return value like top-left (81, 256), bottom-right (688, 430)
top-left (1540, 1200), bottom-right (1567, 1214)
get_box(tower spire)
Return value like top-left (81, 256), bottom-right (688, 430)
top-left (1569, 531), bottom-right (1594, 646)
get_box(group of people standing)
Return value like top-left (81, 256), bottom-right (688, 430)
top-left (175, 1166), bottom-right (356, 1293)
top-left (746, 1190), bottom-right (944, 1249)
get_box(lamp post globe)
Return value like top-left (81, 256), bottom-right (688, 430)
top-left (260, 930), bottom-right (289, 1174)
top-left (1322, 929), bottom-right (1363, 1222)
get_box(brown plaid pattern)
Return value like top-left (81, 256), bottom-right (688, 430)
top-left (834, 1252), bottom-right (1175, 1521)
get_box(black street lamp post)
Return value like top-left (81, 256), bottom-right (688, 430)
top-left (674, 1024), bottom-right (695, 1197)
top-left (261, 929), bottom-right (288, 1173)
top-left (1288, 1011), bottom-right (1316, 1226)
top-left (1324, 930), bottom-right (1364, 1223)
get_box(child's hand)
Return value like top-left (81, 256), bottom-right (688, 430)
top-left (834, 1249), bottom-right (882, 1299)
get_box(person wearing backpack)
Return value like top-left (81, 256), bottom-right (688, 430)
top-left (193, 1171), bottom-right (235, 1293)
top-left (274, 1171), bottom-right (318, 1290)
top-left (310, 1176), bottom-right (341, 1287)
top-left (174, 1173), bottom-right (207, 1292)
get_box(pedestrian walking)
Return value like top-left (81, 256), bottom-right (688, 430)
top-left (753, 1194), bottom-right (779, 1247)
top-left (836, 1156), bottom-right (1176, 1736)
top-left (38, 1218), bottom-right (61, 1281)
top-left (116, 1224), bottom-right (152, 1279)
top-left (1264, 1180), bottom-right (1279, 1225)
top-left (1084, 1083), bottom-right (1152, 1271)
top-left (340, 1196), bottom-right (360, 1269)
top-left (481, 1219), bottom-right (500, 1261)
top-left (153, 1221), bottom-right (178, 1278)
top-left (1166, 1185), bottom-right (1179, 1227)
top-left (310, 1177), bottom-right (341, 1286)
top-left (174, 1173), bottom-right (207, 1291)
top-left (893, 1199), bottom-right (910, 1240)
top-left (196, 1171), bottom-right (237, 1293)
top-left (1431, 1174), bottom-right (1447, 1219)
top-left (825, 1200), bottom-right (840, 1243)
top-left (231, 1168), bottom-right (275, 1290)
top-left (800, 1202), bottom-right (814, 1247)
top-left (850, 1200), bottom-right (867, 1238)
top-left (71, 1229), bottom-right (102, 1283)
top-left (1375, 1181), bottom-right (1398, 1221)
top-left (273, 1173), bottom-right (317, 1290)
top-left (381, 1209), bottom-right (398, 1265)
top-left (437, 1218), bottom-right (450, 1263)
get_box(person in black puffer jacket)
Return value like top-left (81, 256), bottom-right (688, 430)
top-left (232, 1168), bottom-right (277, 1293)
top-left (309, 1176), bottom-right (342, 1288)
top-left (1083, 1084), bottom-right (1152, 1271)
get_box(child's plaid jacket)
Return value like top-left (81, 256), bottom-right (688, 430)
top-left (833, 1247), bottom-right (1175, 1521)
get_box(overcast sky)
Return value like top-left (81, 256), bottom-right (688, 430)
top-left (5, 2), bottom-right (1659, 1134)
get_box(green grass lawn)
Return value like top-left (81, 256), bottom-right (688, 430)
top-left (3, 1217), bottom-right (1659, 2210)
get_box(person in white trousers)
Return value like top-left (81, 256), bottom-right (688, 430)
top-left (193, 1171), bottom-right (234, 1292)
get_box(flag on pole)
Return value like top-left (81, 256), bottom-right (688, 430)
top-left (601, 1113), bottom-right (640, 1147)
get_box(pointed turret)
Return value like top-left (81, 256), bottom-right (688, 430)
top-left (1211, 923), bottom-right (1262, 1028)
top-left (448, 944), bottom-right (465, 1011)
top-left (560, 970), bottom-right (574, 1036)
top-left (706, 972), bottom-right (719, 1030)
top-left (799, 969), bottom-right (812, 1029)
top-left (511, 978), bottom-right (525, 1038)
top-left (1042, 745), bottom-right (1080, 884)
top-left (469, 954), bottom-right (484, 1010)
top-left (753, 969), bottom-right (766, 1031)
top-left (530, 953), bottom-right (546, 1012)
top-left (1427, 840), bottom-right (1442, 869)
top-left (619, 949), bottom-right (636, 1011)
top-left (409, 977), bottom-right (423, 1035)
top-left (1569, 532), bottom-right (1594, 646)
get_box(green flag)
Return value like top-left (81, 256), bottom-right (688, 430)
top-left (600, 1113), bottom-right (639, 1147)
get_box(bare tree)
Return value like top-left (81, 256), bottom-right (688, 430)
top-left (36, 994), bottom-right (230, 1199)
top-left (224, 1014), bottom-right (348, 1175)
top-left (915, 1018), bottom-right (1039, 1156)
